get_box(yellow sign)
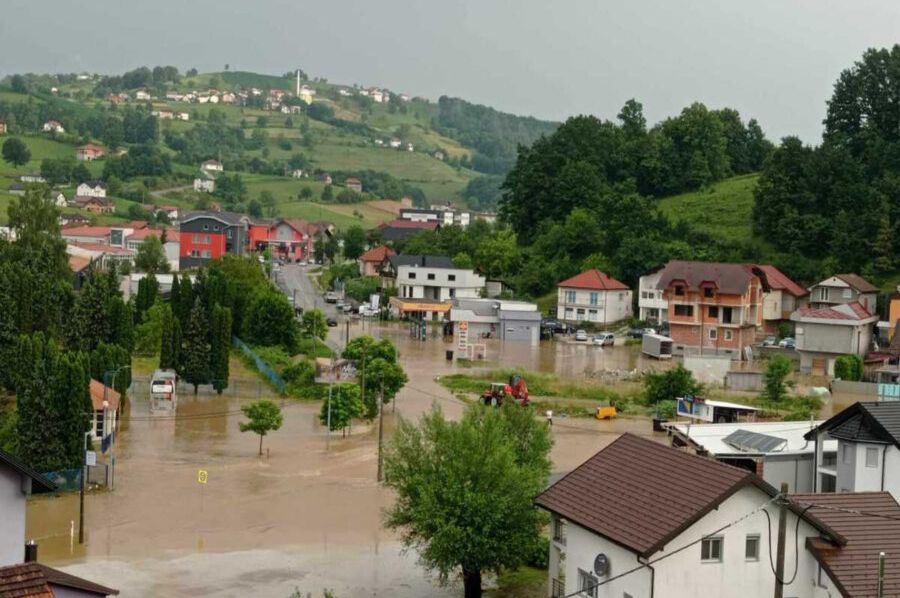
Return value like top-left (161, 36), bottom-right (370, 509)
top-left (198, 469), bottom-right (208, 484)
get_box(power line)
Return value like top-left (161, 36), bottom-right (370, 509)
top-left (558, 495), bottom-right (782, 598)
top-left (763, 502), bottom-right (811, 586)
top-left (785, 500), bottom-right (900, 523)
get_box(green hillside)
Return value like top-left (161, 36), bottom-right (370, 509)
top-left (657, 174), bottom-right (758, 242)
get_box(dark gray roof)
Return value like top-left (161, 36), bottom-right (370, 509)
top-left (723, 429), bottom-right (788, 453)
top-left (387, 255), bottom-right (454, 269)
top-left (0, 448), bottom-right (56, 493)
top-left (806, 402), bottom-right (900, 447)
top-left (181, 211), bottom-right (248, 226)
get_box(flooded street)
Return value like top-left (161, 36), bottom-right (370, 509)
top-left (25, 318), bottom-right (671, 596)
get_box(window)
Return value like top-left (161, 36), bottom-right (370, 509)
top-left (202, 250), bottom-right (211, 258)
top-left (576, 308), bottom-right (585, 321)
top-left (190, 249), bottom-right (200, 257)
top-left (745, 535), bottom-right (760, 560)
top-left (841, 444), bottom-right (852, 465)
top-left (578, 569), bottom-right (598, 598)
top-left (709, 329), bottom-right (718, 340)
top-left (818, 287), bottom-right (829, 301)
top-left (618, 293), bottom-right (624, 301)
top-left (842, 288), bottom-right (852, 299)
top-left (641, 291), bottom-right (649, 299)
top-left (701, 537), bottom-right (723, 562)
top-left (674, 286), bottom-right (685, 296)
top-left (203, 224), bottom-right (209, 231)
top-left (590, 292), bottom-right (599, 305)
top-left (213, 225), bottom-right (220, 231)
top-left (448, 274), bottom-right (456, 281)
top-left (564, 290), bottom-right (577, 303)
top-left (227, 229), bottom-right (233, 239)
top-left (703, 287), bottom-right (715, 298)
top-left (674, 305), bottom-right (693, 317)
top-left (722, 306), bottom-right (734, 324)
top-left (427, 273), bottom-right (435, 280)
top-left (708, 306), bottom-right (719, 318)
top-left (95, 411), bottom-right (104, 438)
top-left (724, 329), bottom-right (733, 341)
top-left (866, 447), bottom-right (879, 468)
top-left (552, 517), bottom-right (566, 543)
top-left (409, 273), bottom-right (417, 280)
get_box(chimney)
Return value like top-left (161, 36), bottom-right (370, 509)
top-left (24, 540), bottom-right (38, 563)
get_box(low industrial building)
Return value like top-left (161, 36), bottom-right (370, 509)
top-left (449, 299), bottom-right (542, 344)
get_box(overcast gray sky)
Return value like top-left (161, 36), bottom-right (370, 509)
top-left (2, 0), bottom-right (899, 143)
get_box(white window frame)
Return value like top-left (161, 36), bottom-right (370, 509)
top-left (708, 329), bottom-right (717, 340)
top-left (842, 288), bottom-right (852, 299)
top-left (842, 444), bottom-right (852, 465)
top-left (577, 569), bottom-right (598, 598)
top-left (701, 536), bottom-right (723, 562)
top-left (866, 447), bottom-right (879, 468)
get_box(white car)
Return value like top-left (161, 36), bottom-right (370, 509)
top-left (574, 329), bottom-right (588, 342)
top-left (592, 332), bottom-right (615, 346)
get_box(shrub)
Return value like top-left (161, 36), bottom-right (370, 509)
top-left (834, 354), bottom-right (864, 381)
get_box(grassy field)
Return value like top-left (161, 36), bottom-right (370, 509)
top-left (0, 136), bottom-right (78, 178)
top-left (657, 174), bottom-right (759, 242)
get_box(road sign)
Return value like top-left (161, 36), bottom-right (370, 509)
top-left (197, 469), bottom-right (208, 484)
top-left (85, 451), bottom-right (97, 467)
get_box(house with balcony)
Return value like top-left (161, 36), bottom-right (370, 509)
top-left (808, 273), bottom-right (878, 314)
top-left (534, 433), bottom-right (897, 598)
top-left (754, 264), bottom-right (808, 334)
top-left (382, 255), bottom-right (485, 320)
top-left (806, 401), bottom-right (900, 501)
top-left (178, 211), bottom-right (249, 269)
top-left (358, 245), bottom-right (395, 276)
top-left (247, 218), bottom-right (316, 262)
top-left (556, 269), bottom-right (632, 325)
top-left (790, 302), bottom-right (878, 376)
top-left (638, 267), bottom-right (667, 324)
top-left (657, 261), bottom-right (766, 360)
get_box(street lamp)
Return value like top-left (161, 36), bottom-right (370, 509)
top-left (103, 365), bottom-right (130, 491)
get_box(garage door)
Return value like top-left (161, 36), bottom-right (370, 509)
top-left (811, 358), bottom-right (826, 376)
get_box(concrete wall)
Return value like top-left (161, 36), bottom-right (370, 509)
top-left (725, 371), bottom-right (765, 392)
top-left (0, 467), bottom-right (25, 566)
top-left (836, 441), bottom-right (857, 493)
top-left (684, 355), bottom-right (733, 386)
top-left (564, 521), bottom-right (652, 598)
top-left (830, 380), bottom-right (878, 397)
top-left (763, 454), bottom-right (815, 493)
top-left (796, 322), bottom-right (854, 354)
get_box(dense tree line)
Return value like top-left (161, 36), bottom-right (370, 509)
top-left (329, 170), bottom-right (426, 206)
top-left (92, 66), bottom-right (181, 96)
top-left (753, 45), bottom-right (900, 279)
top-left (432, 96), bottom-right (559, 174)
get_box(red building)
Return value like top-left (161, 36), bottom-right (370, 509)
top-left (179, 211), bottom-right (250, 269)
top-left (248, 218), bottom-right (322, 262)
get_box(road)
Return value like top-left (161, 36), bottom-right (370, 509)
top-left (276, 263), bottom-right (347, 351)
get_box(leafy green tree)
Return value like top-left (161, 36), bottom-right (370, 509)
top-left (210, 304), bottom-right (232, 394)
top-left (321, 185), bottom-right (334, 202)
top-left (239, 399), bottom-right (284, 455)
top-left (384, 403), bottom-right (552, 598)
top-left (157, 302), bottom-right (179, 368)
top-left (473, 228), bottom-right (520, 279)
top-left (362, 357), bottom-right (408, 419)
top-left (8, 186), bottom-right (68, 276)
top-left (135, 236), bottom-right (170, 274)
top-left (300, 308), bottom-right (328, 341)
top-left (834, 354), bottom-right (864, 381)
top-left (107, 297), bottom-right (134, 354)
top-left (2, 137), bottom-right (30, 167)
top-left (40, 158), bottom-right (74, 186)
top-left (761, 356), bottom-right (793, 403)
top-left (643, 364), bottom-right (702, 408)
top-left (134, 273), bottom-right (159, 323)
top-left (342, 225), bottom-right (366, 260)
top-left (243, 290), bottom-right (297, 350)
top-left (72, 163), bottom-right (92, 184)
top-left (319, 382), bottom-right (364, 435)
top-left (181, 298), bottom-right (211, 394)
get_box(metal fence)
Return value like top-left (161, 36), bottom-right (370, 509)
top-left (42, 465), bottom-right (107, 492)
top-left (232, 336), bottom-right (287, 394)
top-left (130, 377), bottom-right (272, 400)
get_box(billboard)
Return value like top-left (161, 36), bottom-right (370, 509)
top-left (676, 396), bottom-right (713, 422)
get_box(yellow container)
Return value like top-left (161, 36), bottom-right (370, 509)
top-left (596, 406), bottom-right (617, 420)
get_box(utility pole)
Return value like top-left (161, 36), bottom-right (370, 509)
top-left (377, 380), bottom-right (385, 482)
top-left (774, 482), bottom-right (788, 598)
top-left (345, 318), bottom-right (350, 346)
top-left (78, 431), bottom-right (90, 544)
top-left (326, 383), bottom-right (332, 450)
top-left (877, 551), bottom-right (886, 598)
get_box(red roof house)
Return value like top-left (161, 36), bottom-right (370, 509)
top-left (556, 269), bottom-right (632, 325)
top-left (76, 143), bottom-right (106, 161)
top-left (358, 245), bottom-right (395, 276)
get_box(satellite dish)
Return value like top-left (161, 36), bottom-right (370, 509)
top-left (593, 553), bottom-right (610, 577)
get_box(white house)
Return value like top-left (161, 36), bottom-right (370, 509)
top-left (807, 401), bottom-right (900, 500)
top-left (381, 255), bottom-right (486, 320)
top-left (0, 449), bottom-right (55, 566)
top-left (638, 267), bottom-right (668, 324)
top-left (298, 86), bottom-right (316, 104)
top-left (76, 181), bottom-right (108, 198)
top-left (177, 112), bottom-right (190, 121)
top-left (790, 302), bottom-right (878, 376)
top-left (193, 174), bottom-right (215, 193)
top-left (665, 420), bottom-right (837, 493)
top-left (389, 138), bottom-right (402, 149)
top-left (557, 269), bottom-right (633, 325)
top-left (50, 191), bottom-right (67, 207)
top-left (535, 433), bottom-right (900, 598)
top-left (134, 90), bottom-right (151, 101)
top-left (201, 159), bottom-right (224, 173)
top-left (42, 120), bottom-right (65, 133)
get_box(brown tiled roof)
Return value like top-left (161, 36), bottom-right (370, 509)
top-left (754, 264), bottom-right (808, 297)
top-left (793, 492), bottom-right (900, 598)
top-left (359, 245), bottom-right (395, 263)
top-left (89, 379), bottom-right (120, 411)
top-left (534, 433), bottom-right (769, 557)
top-left (835, 273), bottom-right (879, 294)
top-left (68, 254), bottom-right (92, 273)
top-left (0, 563), bottom-right (118, 597)
top-left (793, 302), bottom-right (876, 321)
top-left (557, 269), bottom-right (629, 291)
top-left (657, 260), bottom-right (763, 295)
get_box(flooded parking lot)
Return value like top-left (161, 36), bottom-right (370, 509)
top-left (26, 319), bottom-right (778, 596)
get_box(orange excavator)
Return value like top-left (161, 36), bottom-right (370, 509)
top-left (482, 375), bottom-right (530, 407)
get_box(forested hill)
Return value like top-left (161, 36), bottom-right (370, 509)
top-left (432, 96), bottom-right (559, 175)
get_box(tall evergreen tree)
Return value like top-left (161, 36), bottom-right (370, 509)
top-left (210, 304), bottom-right (232, 394)
top-left (134, 274), bottom-right (159, 323)
top-left (107, 297), bottom-right (134, 354)
top-left (177, 273), bottom-right (195, 325)
top-left (181, 298), bottom-right (210, 394)
top-left (158, 303), bottom-right (178, 370)
top-left (68, 271), bottom-right (116, 352)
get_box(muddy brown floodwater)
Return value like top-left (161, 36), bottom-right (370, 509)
top-left (27, 321), bottom-right (666, 597)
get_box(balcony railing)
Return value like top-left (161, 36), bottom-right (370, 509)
top-left (551, 578), bottom-right (565, 598)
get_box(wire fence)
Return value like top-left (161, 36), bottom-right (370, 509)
top-left (42, 465), bottom-right (108, 492)
top-left (233, 336), bottom-right (286, 394)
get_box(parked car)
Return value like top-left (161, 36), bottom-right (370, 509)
top-left (592, 332), bottom-right (615, 346)
top-left (541, 319), bottom-right (571, 334)
top-left (335, 300), bottom-right (345, 310)
top-left (627, 328), bottom-right (646, 339)
top-left (779, 337), bottom-right (796, 350)
top-left (574, 329), bottom-right (588, 342)
top-left (359, 306), bottom-right (378, 317)
top-left (326, 317), bottom-right (338, 327)
top-left (341, 303), bottom-right (353, 313)
top-left (324, 291), bottom-right (338, 303)
top-left (762, 335), bottom-right (778, 347)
